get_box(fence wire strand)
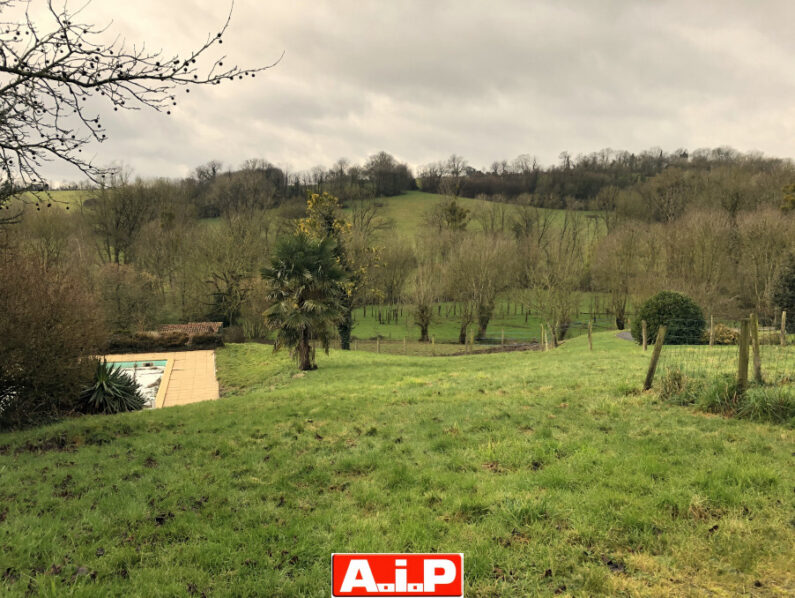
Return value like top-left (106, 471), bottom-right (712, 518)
top-left (655, 318), bottom-right (794, 386)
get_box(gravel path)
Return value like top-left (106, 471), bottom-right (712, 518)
top-left (616, 331), bottom-right (634, 341)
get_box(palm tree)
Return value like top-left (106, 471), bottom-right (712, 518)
top-left (262, 233), bottom-right (346, 370)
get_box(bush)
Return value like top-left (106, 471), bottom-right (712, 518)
top-left (1, 248), bottom-right (105, 430)
top-left (221, 326), bottom-right (245, 344)
top-left (107, 331), bottom-right (192, 352)
top-left (79, 360), bottom-right (146, 414)
top-left (191, 332), bottom-right (224, 347)
top-left (701, 323), bottom-right (738, 345)
top-left (632, 291), bottom-right (705, 345)
top-left (157, 332), bottom-right (190, 348)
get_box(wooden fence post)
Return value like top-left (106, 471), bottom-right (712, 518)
top-left (587, 320), bottom-right (593, 351)
top-left (547, 321), bottom-right (557, 348)
top-left (737, 318), bottom-right (750, 392)
top-left (642, 319), bottom-right (648, 351)
top-left (709, 315), bottom-right (715, 347)
top-left (501, 328), bottom-right (505, 345)
top-left (750, 313), bottom-right (762, 383)
top-left (376, 337), bottom-right (380, 354)
top-left (643, 325), bottom-right (667, 390)
top-left (782, 311), bottom-right (788, 347)
top-left (403, 336), bottom-right (407, 354)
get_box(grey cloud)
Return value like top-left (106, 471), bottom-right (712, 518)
top-left (29, 0), bottom-right (795, 183)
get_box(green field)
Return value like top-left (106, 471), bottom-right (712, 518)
top-left (12, 189), bottom-right (91, 208)
top-left (349, 300), bottom-right (616, 346)
top-left (343, 191), bottom-right (603, 239)
top-left (1, 333), bottom-right (792, 596)
top-left (11, 189), bottom-right (603, 245)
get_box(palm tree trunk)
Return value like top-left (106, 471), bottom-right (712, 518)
top-left (338, 297), bottom-right (352, 350)
top-left (298, 328), bottom-right (313, 370)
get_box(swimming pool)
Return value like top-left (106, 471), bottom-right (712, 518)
top-left (108, 360), bottom-right (168, 369)
top-left (106, 360), bottom-right (169, 409)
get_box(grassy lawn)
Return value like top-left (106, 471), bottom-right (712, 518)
top-left (1, 333), bottom-right (793, 596)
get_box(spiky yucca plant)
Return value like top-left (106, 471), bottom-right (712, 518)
top-left (262, 233), bottom-right (346, 370)
top-left (80, 360), bottom-right (146, 414)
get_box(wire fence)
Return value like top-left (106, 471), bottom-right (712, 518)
top-left (333, 311), bottom-right (623, 357)
top-left (352, 301), bottom-right (622, 347)
top-left (654, 317), bottom-right (794, 388)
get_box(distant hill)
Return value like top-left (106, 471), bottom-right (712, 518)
top-left (342, 190), bottom-right (603, 239)
top-left (13, 189), bottom-right (91, 208)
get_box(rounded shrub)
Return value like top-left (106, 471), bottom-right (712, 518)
top-left (632, 291), bottom-right (705, 345)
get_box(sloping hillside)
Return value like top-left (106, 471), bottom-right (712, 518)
top-left (1, 333), bottom-right (792, 596)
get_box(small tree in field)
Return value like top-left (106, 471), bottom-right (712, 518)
top-left (408, 262), bottom-right (439, 342)
top-left (262, 233), bottom-right (345, 370)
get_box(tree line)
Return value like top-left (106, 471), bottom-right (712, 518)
top-left (2, 145), bottom-right (794, 427)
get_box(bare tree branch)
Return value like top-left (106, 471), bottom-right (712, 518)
top-left (0, 0), bottom-right (280, 219)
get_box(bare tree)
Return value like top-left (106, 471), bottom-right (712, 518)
top-left (473, 197), bottom-right (508, 236)
top-left (349, 199), bottom-right (394, 239)
top-left (0, 0), bottom-right (277, 220)
top-left (524, 213), bottom-right (588, 342)
top-left (87, 174), bottom-right (156, 264)
top-left (407, 261), bottom-right (439, 342)
top-left (446, 234), bottom-right (511, 343)
top-left (372, 239), bottom-right (414, 305)
top-left (591, 225), bottom-right (641, 329)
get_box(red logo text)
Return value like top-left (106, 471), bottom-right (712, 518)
top-left (331, 553), bottom-right (464, 597)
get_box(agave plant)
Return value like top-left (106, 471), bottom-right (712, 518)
top-left (80, 360), bottom-right (146, 414)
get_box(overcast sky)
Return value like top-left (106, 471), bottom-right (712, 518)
top-left (23, 0), bottom-right (795, 182)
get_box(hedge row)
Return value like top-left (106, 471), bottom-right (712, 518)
top-left (107, 331), bottom-right (223, 353)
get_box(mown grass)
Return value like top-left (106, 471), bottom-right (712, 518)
top-left (1, 333), bottom-right (793, 596)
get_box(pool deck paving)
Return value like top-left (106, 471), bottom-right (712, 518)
top-left (105, 350), bottom-right (219, 408)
